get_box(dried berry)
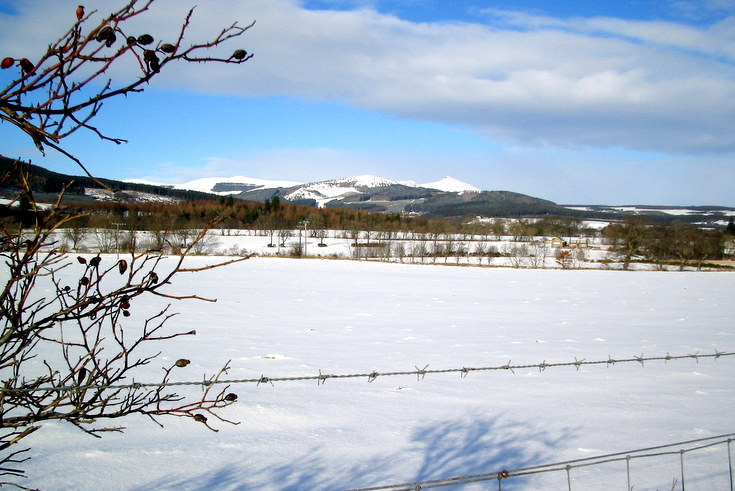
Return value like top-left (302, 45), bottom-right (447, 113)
top-left (143, 50), bottom-right (159, 63)
top-left (77, 367), bottom-right (87, 385)
top-left (224, 393), bottom-right (238, 402)
top-left (90, 256), bottom-right (101, 267)
top-left (160, 43), bottom-right (175, 54)
top-left (122, 310), bottom-right (130, 317)
top-left (137, 34), bottom-right (154, 45)
top-left (231, 49), bottom-right (247, 60)
top-left (143, 49), bottom-right (160, 73)
top-left (1, 57), bottom-right (13, 69)
top-left (96, 26), bottom-right (114, 43)
top-left (126, 35), bottom-right (137, 45)
top-left (175, 358), bottom-right (190, 367)
top-left (79, 277), bottom-right (90, 286)
top-left (118, 259), bottom-right (128, 275)
top-left (148, 272), bottom-right (159, 284)
top-left (105, 32), bottom-right (117, 48)
top-left (193, 414), bottom-right (207, 423)
top-left (121, 301), bottom-right (130, 309)
top-left (77, 256), bottom-right (87, 264)
top-left (19, 58), bottom-right (34, 75)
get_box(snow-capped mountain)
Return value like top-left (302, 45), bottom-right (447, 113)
top-left (7, 156), bottom-right (734, 223)
top-left (122, 173), bottom-right (571, 217)
top-left (421, 176), bottom-right (480, 193)
top-left (139, 174), bottom-right (479, 198)
top-left (283, 175), bottom-right (407, 207)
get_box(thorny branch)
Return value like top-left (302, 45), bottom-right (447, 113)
top-left (1, 162), bottom-right (249, 479)
top-left (0, 0), bottom-right (253, 180)
top-left (0, 0), bottom-right (254, 480)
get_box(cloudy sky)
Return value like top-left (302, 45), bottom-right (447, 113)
top-left (1, 0), bottom-right (734, 205)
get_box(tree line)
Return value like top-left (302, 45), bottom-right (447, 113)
top-left (604, 216), bottom-right (731, 269)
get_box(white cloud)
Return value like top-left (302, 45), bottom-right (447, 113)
top-left (2, 0), bottom-right (735, 155)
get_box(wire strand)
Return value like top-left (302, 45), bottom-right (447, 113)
top-left (1, 350), bottom-right (731, 394)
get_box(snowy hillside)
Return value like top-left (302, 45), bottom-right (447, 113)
top-left (422, 176), bottom-right (480, 193)
top-left (174, 176), bottom-right (302, 196)
top-left (17, 257), bottom-right (735, 490)
top-left (129, 174), bottom-right (480, 200)
top-left (285, 175), bottom-right (406, 206)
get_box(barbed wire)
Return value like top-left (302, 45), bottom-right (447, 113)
top-left (1, 350), bottom-right (732, 395)
top-left (350, 432), bottom-right (735, 490)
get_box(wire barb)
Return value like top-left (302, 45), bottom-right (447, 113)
top-left (318, 370), bottom-right (330, 386)
top-left (256, 375), bottom-right (273, 387)
top-left (415, 365), bottom-right (428, 381)
top-left (0, 350), bottom-right (731, 395)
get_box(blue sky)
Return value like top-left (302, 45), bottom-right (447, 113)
top-left (1, 0), bottom-right (734, 205)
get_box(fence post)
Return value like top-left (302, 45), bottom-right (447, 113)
top-left (680, 450), bottom-right (686, 491)
top-left (728, 439), bottom-right (733, 491)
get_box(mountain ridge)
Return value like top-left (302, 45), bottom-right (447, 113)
top-left (2, 156), bottom-right (733, 225)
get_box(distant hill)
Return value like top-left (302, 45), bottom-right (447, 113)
top-left (2, 156), bottom-right (733, 225)
top-left (0, 156), bottom-right (223, 204)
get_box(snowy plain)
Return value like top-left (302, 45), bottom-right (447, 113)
top-left (13, 256), bottom-right (735, 490)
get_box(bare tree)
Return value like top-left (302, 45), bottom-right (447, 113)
top-left (604, 217), bottom-right (650, 270)
top-left (278, 228), bottom-right (293, 248)
top-left (0, 0), bottom-right (253, 482)
top-left (527, 241), bottom-right (549, 269)
top-left (60, 220), bottom-right (87, 252)
top-left (504, 243), bottom-right (527, 268)
top-left (554, 249), bottom-right (574, 269)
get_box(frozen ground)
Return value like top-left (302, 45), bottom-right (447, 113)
top-left (14, 257), bottom-right (735, 490)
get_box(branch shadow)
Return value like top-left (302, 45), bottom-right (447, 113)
top-left (133, 412), bottom-right (574, 490)
top-left (407, 413), bottom-right (575, 490)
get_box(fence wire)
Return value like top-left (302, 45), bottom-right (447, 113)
top-left (0, 350), bottom-right (732, 395)
top-left (350, 432), bottom-right (735, 491)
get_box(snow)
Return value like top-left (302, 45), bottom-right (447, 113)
top-left (84, 188), bottom-right (179, 203)
top-left (285, 176), bottom-right (403, 206)
top-left (421, 176), bottom-right (480, 193)
top-left (15, 257), bottom-right (735, 490)
top-left (284, 182), bottom-right (361, 204)
top-left (125, 174), bottom-right (484, 199)
top-left (152, 176), bottom-right (301, 195)
top-left (331, 175), bottom-right (400, 188)
top-left (124, 178), bottom-right (170, 187)
top-left (565, 205), bottom-right (735, 217)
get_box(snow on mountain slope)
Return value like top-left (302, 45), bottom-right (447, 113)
top-left (127, 174), bottom-right (480, 199)
top-left (174, 176), bottom-right (302, 195)
top-left (422, 176), bottom-right (480, 193)
top-left (124, 178), bottom-right (170, 187)
top-left (285, 175), bottom-right (404, 206)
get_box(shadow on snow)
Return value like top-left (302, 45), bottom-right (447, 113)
top-left (134, 412), bottom-right (575, 490)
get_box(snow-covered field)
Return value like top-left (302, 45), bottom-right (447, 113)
top-left (16, 257), bottom-right (735, 490)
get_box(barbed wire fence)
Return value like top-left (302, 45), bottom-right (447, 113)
top-left (349, 432), bottom-right (735, 491)
top-left (0, 350), bottom-right (732, 394)
top-left (2, 349), bottom-right (732, 489)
